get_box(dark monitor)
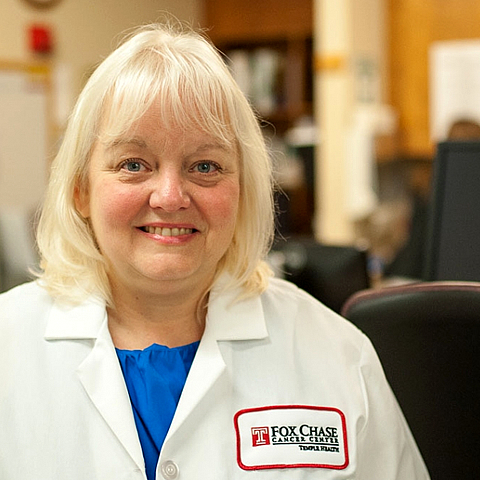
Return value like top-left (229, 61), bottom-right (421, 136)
top-left (275, 238), bottom-right (370, 313)
top-left (424, 141), bottom-right (480, 281)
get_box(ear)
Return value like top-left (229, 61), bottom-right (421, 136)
top-left (74, 183), bottom-right (90, 218)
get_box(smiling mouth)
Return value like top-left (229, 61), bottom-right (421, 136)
top-left (140, 226), bottom-right (195, 236)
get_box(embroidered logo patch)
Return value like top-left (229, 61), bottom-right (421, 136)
top-left (234, 405), bottom-right (349, 470)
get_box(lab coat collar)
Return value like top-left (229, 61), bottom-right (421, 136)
top-left (43, 276), bottom-right (269, 343)
top-left (206, 274), bottom-right (269, 342)
top-left (44, 295), bottom-right (106, 340)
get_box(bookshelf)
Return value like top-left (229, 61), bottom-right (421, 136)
top-left (204, 0), bottom-right (315, 235)
top-left (204, 0), bottom-right (313, 134)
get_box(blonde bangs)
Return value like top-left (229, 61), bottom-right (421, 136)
top-left (98, 42), bottom-right (238, 150)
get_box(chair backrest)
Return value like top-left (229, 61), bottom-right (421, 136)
top-left (341, 281), bottom-right (480, 480)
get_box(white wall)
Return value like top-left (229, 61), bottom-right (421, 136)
top-left (0, 0), bottom-right (203, 211)
top-left (1, 0), bottom-right (203, 96)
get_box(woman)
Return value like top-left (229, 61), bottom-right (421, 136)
top-left (0, 22), bottom-right (429, 479)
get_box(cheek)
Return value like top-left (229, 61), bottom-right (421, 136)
top-left (207, 184), bottom-right (240, 229)
top-left (89, 182), bottom-right (145, 228)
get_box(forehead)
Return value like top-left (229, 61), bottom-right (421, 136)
top-left (98, 108), bottom-right (237, 158)
top-left (97, 95), bottom-right (237, 154)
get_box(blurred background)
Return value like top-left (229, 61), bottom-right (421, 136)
top-left (1, 0), bottom-right (480, 310)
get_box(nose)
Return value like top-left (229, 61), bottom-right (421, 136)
top-left (149, 170), bottom-right (191, 212)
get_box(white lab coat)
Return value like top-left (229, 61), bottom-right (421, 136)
top-left (0, 277), bottom-right (430, 480)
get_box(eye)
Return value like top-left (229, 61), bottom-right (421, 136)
top-left (192, 161), bottom-right (220, 174)
top-left (120, 159), bottom-right (147, 172)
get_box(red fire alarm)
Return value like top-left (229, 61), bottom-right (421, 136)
top-left (29, 24), bottom-right (53, 54)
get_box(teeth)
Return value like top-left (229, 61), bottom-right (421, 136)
top-left (145, 226), bottom-right (193, 236)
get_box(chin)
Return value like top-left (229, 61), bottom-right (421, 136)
top-left (140, 263), bottom-right (209, 285)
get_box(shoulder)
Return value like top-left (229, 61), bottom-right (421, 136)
top-left (260, 276), bottom-right (368, 357)
top-left (0, 281), bottom-right (54, 314)
top-left (0, 282), bottom-right (57, 366)
top-left (0, 281), bottom-right (54, 335)
top-left (262, 277), bottom-right (361, 334)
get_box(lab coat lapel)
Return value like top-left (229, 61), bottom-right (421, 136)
top-left (77, 318), bottom-right (145, 471)
top-left (167, 282), bottom-right (268, 438)
top-left (167, 326), bottom-right (226, 438)
top-left (46, 298), bottom-right (144, 471)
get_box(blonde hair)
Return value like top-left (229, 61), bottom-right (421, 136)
top-left (36, 22), bottom-right (274, 305)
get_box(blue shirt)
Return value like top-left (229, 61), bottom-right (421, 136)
top-left (116, 341), bottom-right (199, 480)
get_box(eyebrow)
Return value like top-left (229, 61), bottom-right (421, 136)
top-left (190, 142), bottom-right (231, 153)
top-left (102, 136), bottom-right (234, 156)
top-left (103, 137), bottom-right (148, 150)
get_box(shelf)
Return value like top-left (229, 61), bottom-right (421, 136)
top-left (204, 0), bottom-right (313, 133)
top-left (204, 0), bottom-right (315, 235)
top-left (217, 37), bottom-right (313, 133)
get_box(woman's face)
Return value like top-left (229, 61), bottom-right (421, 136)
top-left (75, 103), bottom-right (240, 296)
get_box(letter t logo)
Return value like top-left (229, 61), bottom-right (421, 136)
top-left (251, 427), bottom-right (270, 446)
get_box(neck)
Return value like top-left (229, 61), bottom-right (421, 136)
top-left (107, 280), bottom-right (209, 350)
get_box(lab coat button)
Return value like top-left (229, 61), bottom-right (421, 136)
top-left (160, 460), bottom-right (179, 479)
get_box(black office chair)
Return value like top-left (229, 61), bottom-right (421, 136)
top-left (341, 281), bottom-right (480, 480)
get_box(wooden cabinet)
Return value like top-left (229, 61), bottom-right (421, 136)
top-left (204, 0), bottom-right (313, 134)
top-left (205, 0), bottom-right (312, 42)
